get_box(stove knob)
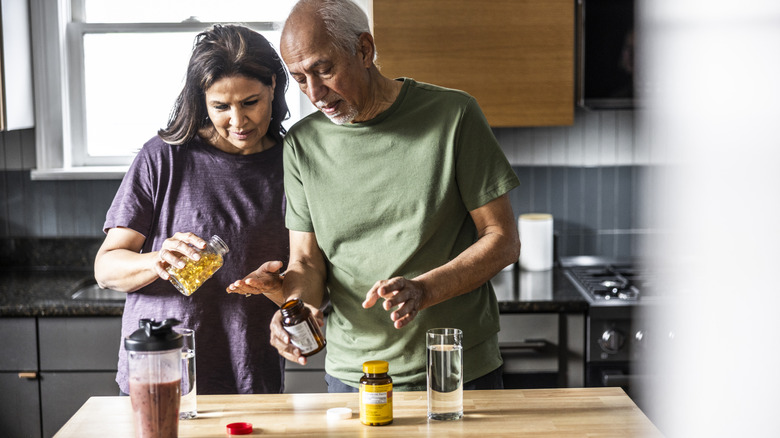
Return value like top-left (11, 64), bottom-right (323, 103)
top-left (599, 329), bottom-right (625, 354)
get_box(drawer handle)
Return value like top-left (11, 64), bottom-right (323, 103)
top-left (499, 340), bottom-right (550, 352)
top-left (18, 372), bottom-right (38, 379)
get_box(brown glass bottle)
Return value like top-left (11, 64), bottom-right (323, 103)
top-left (359, 360), bottom-right (393, 426)
top-left (280, 299), bottom-right (326, 357)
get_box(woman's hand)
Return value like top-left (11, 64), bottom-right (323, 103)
top-left (154, 232), bottom-right (207, 280)
top-left (227, 260), bottom-right (286, 304)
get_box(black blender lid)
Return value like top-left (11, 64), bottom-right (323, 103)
top-left (124, 318), bottom-right (183, 352)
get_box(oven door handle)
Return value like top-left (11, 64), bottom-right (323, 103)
top-left (602, 373), bottom-right (630, 387)
top-left (499, 339), bottom-right (550, 352)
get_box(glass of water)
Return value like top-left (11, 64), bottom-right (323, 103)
top-left (177, 328), bottom-right (197, 419)
top-left (426, 328), bottom-right (463, 420)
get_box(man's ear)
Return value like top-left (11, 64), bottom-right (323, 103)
top-left (357, 32), bottom-right (376, 68)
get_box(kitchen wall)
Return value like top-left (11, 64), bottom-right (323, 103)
top-left (0, 108), bottom-right (656, 259)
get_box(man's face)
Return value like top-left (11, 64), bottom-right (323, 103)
top-left (281, 18), bottom-right (370, 125)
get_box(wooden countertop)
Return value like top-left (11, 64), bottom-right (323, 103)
top-left (54, 387), bottom-right (663, 437)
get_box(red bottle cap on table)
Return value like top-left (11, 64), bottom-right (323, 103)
top-left (226, 422), bottom-right (253, 435)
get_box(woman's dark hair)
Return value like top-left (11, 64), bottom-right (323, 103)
top-left (158, 24), bottom-right (289, 145)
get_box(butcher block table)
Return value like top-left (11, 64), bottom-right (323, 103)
top-left (54, 387), bottom-right (663, 437)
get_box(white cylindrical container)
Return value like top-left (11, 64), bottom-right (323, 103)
top-left (518, 213), bottom-right (554, 271)
top-left (520, 269), bottom-right (553, 300)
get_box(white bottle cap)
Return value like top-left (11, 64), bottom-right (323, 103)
top-left (326, 407), bottom-right (353, 420)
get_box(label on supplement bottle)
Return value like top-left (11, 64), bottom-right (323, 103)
top-left (283, 321), bottom-right (318, 354)
top-left (360, 383), bottom-right (393, 425)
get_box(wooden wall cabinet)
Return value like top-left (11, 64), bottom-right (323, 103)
top-left (373, 0), bottom-right (574, 127)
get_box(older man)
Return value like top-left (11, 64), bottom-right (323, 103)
top-left (270, 0), bottom-right (521, 392)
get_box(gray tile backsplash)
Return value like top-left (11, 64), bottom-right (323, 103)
top-left (2, 107), bottom-right (652, 259)
top-left (0, 170), bottom-right (120, 238)
top-left (510, 166), bottom-right (646, 259)
top-left (1, 166), bottom-right (648, 259)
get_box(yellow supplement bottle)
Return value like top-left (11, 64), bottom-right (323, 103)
top-left (166, 235), bottom-right (229, 296)
top-left (359, 360), bottom-right (393, 426)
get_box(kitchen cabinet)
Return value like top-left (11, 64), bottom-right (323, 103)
top-left (499, 312), bottom-right (584, 388)
top-left (0, 317), bottom-right (42, 438)
top-left (0, 316), bottom-right (121, 438)
top-left (38, 317), bottom-right (122, 437)
top-left (284, 347), bottom-right (327, 393)
top-left (284, 319), bottom-right (327, 393)
top-left (373, 0), bottom-right (575, 127)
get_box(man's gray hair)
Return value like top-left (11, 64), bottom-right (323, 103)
top-left (290, 0), bottom-right (372, 57)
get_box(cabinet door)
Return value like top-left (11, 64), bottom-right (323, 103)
top-left (284, 348), bottom-right (327, 393)
top-left (0, 318), bottom-right (38, 371)
top-left (0, 372), bottom-right (42, 438)
top-left (499, 313), bottom-right (560, 373)
top-left (0, 317), bottom-right (38, 371)
top-left (37, 317), bottom-right (121, 437)
top-left (374, 0), bottom-right (574, 127)
top-left (39, 371), bottom-right (118, 438)
top-left (38, 317), bottom-right (121, 371)
top-left (284, 319), bottom-right (327, 394)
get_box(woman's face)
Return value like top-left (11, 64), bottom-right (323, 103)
top-left (203, 74), bottom-right (276, 155)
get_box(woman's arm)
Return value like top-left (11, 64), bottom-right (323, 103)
top-left (94, 227), bottom-right (205, 293)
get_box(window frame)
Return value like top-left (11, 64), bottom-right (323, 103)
top-left (29, 0), bottom-right (313, 180)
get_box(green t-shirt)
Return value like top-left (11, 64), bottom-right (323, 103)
top-left (283, 78), bottom-right (520, 390)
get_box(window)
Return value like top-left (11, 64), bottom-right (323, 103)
top-left (30, 0), bottom-right (320, 179)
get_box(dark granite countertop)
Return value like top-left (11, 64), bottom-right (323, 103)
top-left (0, 268), bottom-right (125, 317)
top-left (0, 237), bottom-right (586, 317)
top-left (493, 263), bottom-right (588, 313)
top-left (0, 264), bottom-right (586, 317)
top-left (0, 238), bottom-right (124, 317)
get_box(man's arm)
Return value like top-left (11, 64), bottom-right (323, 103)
top-left (362, 194), bottom-right (520, 328)
top-left (282, 230), bottom-right (328, 307)
top-left (269, 229), bottom-right (328, 364)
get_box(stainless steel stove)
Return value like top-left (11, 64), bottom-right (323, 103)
top-left (561, 257), bottom-right (661, 393)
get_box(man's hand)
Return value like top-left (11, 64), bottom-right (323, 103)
top-left (268, 302), bottom-right (325, 365)
top-left (227, 261), bottom-right (285, 303)
top-left (362, 277), bottom-right (426, 329)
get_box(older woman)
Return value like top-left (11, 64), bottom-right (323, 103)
top-left (95, 24), bottom-right (290, 395)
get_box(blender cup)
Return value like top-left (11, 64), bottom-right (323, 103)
top-left (125, 318), bottom-right (183, 438)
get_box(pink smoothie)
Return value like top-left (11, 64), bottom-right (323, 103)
top-left (129, 379), bottom-right (180, 438)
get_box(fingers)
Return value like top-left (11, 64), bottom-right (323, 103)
top-left (365, 277), bottom-right (424, 329)
top-left (391, 302), bottom-right (418, 329)
top-left (226, 261), bottom-right (286, 295)
top-left (168, 232), bottom-right (206, 261)
top-left (156, 232), bottom-right (207, 280)
top-left (259, 260), bottom-right (284, 274)
top-left (362, 286), bottom-right (380, 309)
top-left (363, 277), bottom-right (403, 309)
top-left (269, 310), bottom-right (307, 365)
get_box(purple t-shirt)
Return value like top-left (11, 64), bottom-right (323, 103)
top-left (105, 135), bottom-right (289, 395)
